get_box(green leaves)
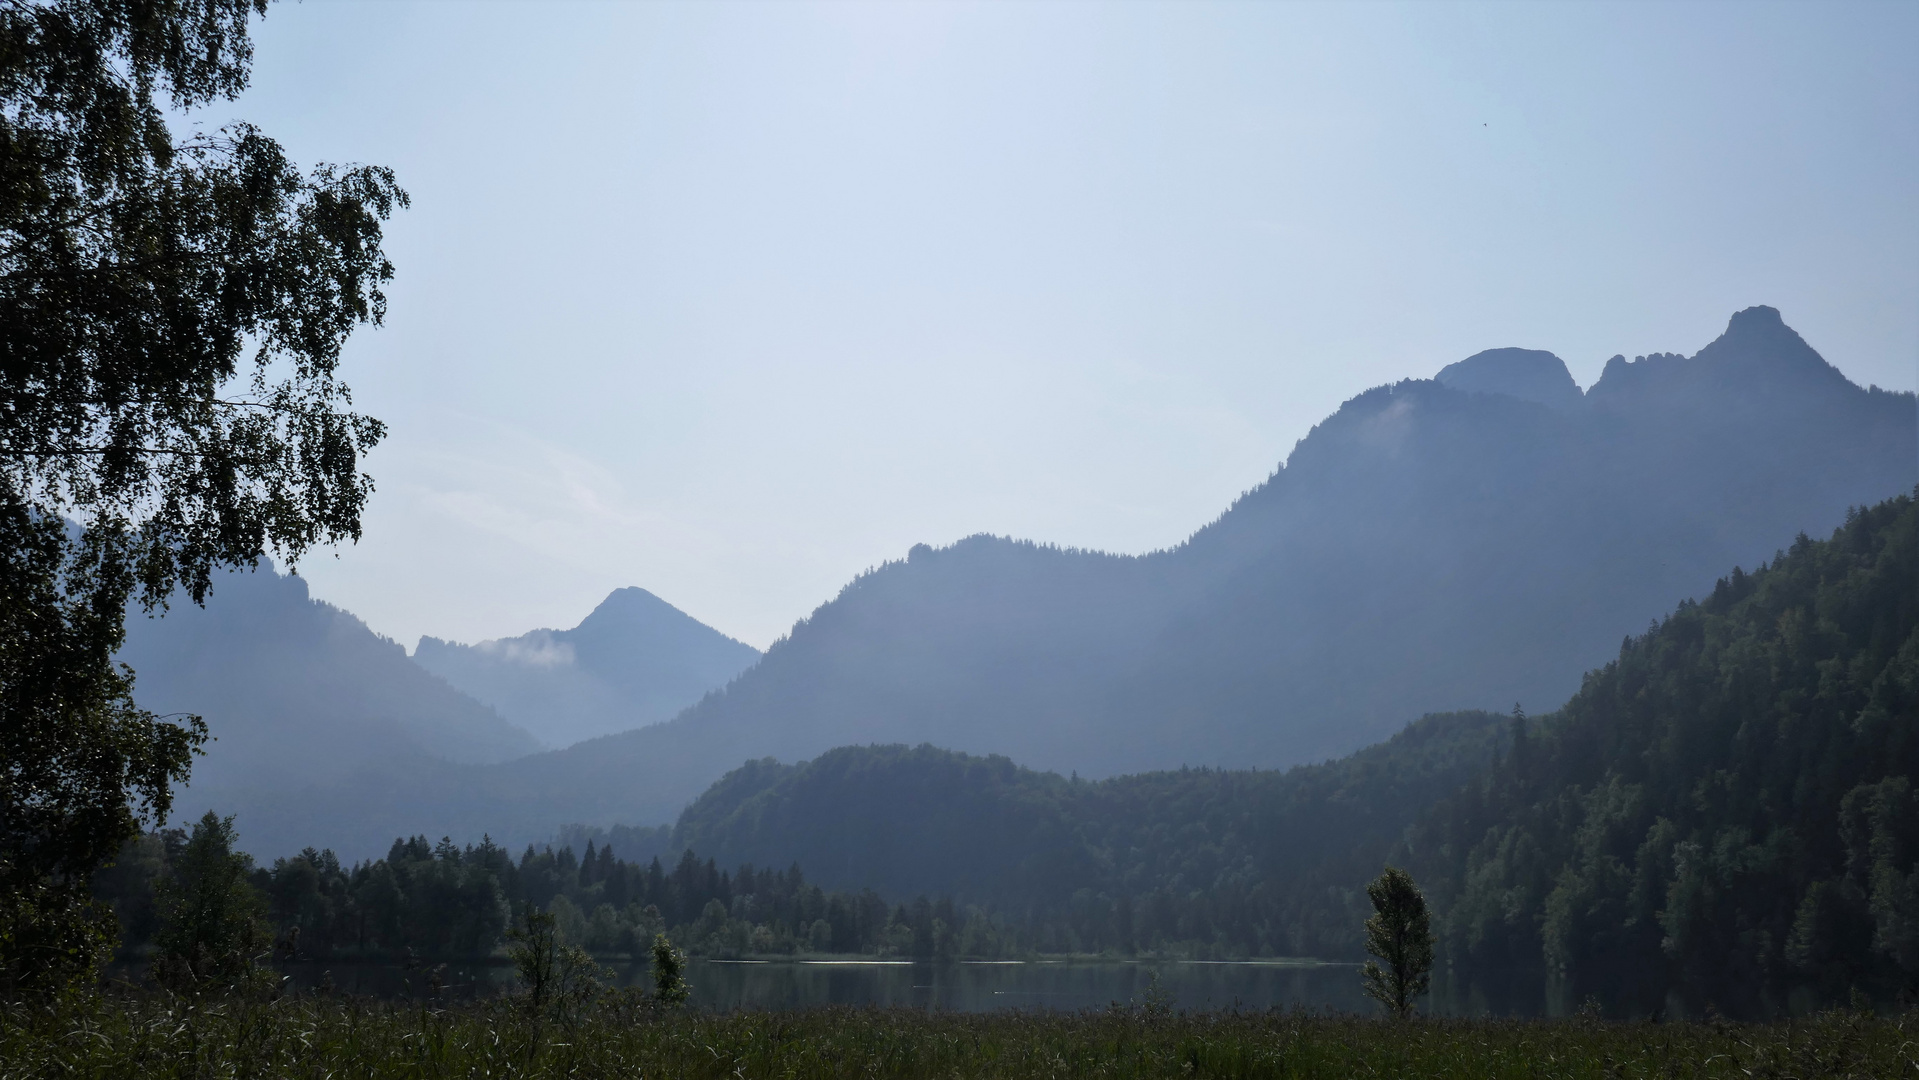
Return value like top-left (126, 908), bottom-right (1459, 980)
top-left (0, 499), bottom-right (204, 991)
top-left (4, 1), bottom-right (407, 606)
top-left (0, 0), bottom-right (401, 990)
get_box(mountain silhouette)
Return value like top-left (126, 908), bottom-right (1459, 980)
top-left (468, 306), bottom-right (1913, 829)
top-left (413, 587), bottom-right (760, 748)
top-left (155, 307), bottom-right (1919, 858)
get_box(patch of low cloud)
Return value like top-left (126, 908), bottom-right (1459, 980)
top-left (473, 629), bottom-right (577, 669)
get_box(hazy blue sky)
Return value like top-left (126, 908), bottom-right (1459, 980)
top-left (225, 1), bottom-right (1917, 650)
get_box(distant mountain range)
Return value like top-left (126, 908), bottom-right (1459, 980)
top-left (456, 306), bottom-right (1914, 828)
top-left (131, 306), bottom-right (1918, 859)
top-left (119, 574), bottom-right (754, 857)
top-left (120, 567), bottom-right (541, 774)
top-left (413, 588), bottom-right (760, 748)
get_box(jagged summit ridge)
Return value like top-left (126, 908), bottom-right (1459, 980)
top-left (1589, 304), bottom-right (1853, 408)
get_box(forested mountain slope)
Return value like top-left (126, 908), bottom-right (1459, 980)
top-left (413, 587), bottom-right (759, 748)
top-left (664, 713), bottom-right (1505, 958)
top-left (1409, 490), bottom-right (1919, 1014)
top-left (118, 566), bottom-right (542, 857)
top-left (480, 306), bottom-right (1915, 824)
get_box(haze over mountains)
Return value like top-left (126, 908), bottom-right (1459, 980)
top-left (119, 575), bottom-right (755, 856)
top-left (117, 568), bottom-right (542, 852)
top-left (587, 490), bottom-right (1919, 1007)
top-left (129, 306), bottom-right (1917, 858)
top-left (413, 588), bottom-right (760, 748)
top-left (490, 306), bottom-right (1914, 824)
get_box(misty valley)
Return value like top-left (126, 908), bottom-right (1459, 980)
top-left (8, 8), bottom-right (1919, 1072)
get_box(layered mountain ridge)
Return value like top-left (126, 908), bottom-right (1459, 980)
top-left (497, 306), bottom-right (1911, 825)
top-left (120, 567), bottom-right (541, 776)
top-left (119, 573), bottom-right (757, 857)
top-left (135, 307), bottom-right (1918, 859)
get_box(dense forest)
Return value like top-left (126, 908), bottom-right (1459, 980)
top-left (580, 489), bottom-right (1917, 1013)
top-left (1408, 491), bottom-right (1919, 1014)
top-left (93, 710), bottom-right (1505, 966)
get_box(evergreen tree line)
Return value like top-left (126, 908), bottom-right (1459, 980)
top-left (94, 822), bottom-right (1032, 963)
top-left (93, 800), bottom-right (1453, 966)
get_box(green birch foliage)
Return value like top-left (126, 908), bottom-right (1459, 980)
top-left (0, 501), bottom-right (190, 991)
top-left (0, 0), bottom-right (404, 988)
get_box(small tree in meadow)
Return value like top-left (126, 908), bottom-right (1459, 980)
top-left (650, 932), bottom-right (690, 1006)
top-left (1360, 866), bottom-right (1433, 1019)
top-left (507, 908), bottom-right (603, 1018)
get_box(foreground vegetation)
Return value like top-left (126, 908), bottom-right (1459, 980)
top-left (3, 992), bottom-right (1914, 1080)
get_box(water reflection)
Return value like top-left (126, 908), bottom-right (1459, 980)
top-left (275, 958), bottom-right (1379, 1014)
top-left (698, 959), bottom-right (1371, 1013)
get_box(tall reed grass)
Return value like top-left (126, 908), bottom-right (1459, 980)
top-left (3, 991), bottom-right (1913, 1079)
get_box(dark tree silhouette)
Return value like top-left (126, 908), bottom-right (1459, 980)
top-left (150, 813), bottom-right (267, 992)
top-left (1360, 866), bottom-right (1433, 1019)
top-left (649, 932), bottom-right (690, 1005)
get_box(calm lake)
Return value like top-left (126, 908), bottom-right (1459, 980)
top-left (277, 958), bottom-right (1386, 1013)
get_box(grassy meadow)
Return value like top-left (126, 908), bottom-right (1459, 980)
top-left (3, 992), bottom-right (1914, 1080)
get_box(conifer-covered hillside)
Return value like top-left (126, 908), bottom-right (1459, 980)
top-left (668, 711), bottom-right (1508, 959)
top-left (1412, 489), bottom-right (1919, 1014)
